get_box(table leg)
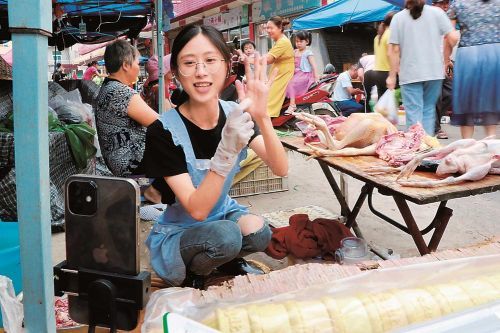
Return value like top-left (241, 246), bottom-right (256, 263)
top-left (318, 161), bottom-right (350, 217)
top-left (370, 195), bottom-right (453, 254)
top-left (367, 189), bottom-right (410, 234)
top-left (351, 223), bottom-right (365, 239)
top-left (317, 160), bottom-right (364, 239)
top-left (346, 184), bottom-right (372, 229)
top-left (428, 202), bottom-right (453, 252)
top-left (340, 173), bottom-right (349, 206)
top-left (393, 196), bottom-right (431, 255)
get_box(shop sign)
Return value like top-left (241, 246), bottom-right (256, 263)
top-left (203, 5), bottom-right (249, 30)
top-left (259, 0), bottom-right (320, 21)
top-left (252, 1), bottom-right (262, 22)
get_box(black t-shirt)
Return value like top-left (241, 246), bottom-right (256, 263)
top-left (143, 105), bottom-right (260, 204)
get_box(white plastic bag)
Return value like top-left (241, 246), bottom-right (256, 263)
top-left (141, 288), bottom-right (217, 333)
top-left (0, 276), bottom-right (23, 333)
top-left (375, 89), bottom-right (398, 124)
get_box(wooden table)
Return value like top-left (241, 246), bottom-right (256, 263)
top-left (281, 136), bottom-right (500, 255)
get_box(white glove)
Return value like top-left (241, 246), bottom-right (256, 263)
top-left (210, 99), bottom-right (254, 177)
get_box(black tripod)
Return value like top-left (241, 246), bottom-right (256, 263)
top-left (54, 261), bottom-right (151, 332)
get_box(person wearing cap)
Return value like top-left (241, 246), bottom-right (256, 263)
top-left (141, 55), bottom-right (174, 112)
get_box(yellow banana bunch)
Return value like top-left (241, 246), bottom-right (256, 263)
top-left (207, 274), bottom-right (500, 333)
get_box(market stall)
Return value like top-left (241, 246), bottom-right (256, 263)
top-left (280, 134), bottom-right (500, 255)
top-left (2, 0), bottom-right (500, 332)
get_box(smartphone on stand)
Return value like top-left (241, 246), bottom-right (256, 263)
top-left (64, 175), bottom-right (141, 330)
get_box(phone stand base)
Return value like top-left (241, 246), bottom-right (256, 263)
top-left (54, 261), bottom-right (151, 332)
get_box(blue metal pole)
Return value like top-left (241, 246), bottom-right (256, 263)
top-left (8, 0), bottom-right (56, 332)
top-left (156, 0), bottom-right (165, 113)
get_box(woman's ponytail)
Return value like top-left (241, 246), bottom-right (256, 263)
top-left (377, 11), bottom-right (396, 45)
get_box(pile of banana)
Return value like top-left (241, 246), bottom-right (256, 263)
top-left (206, 274), bottom-right (500, 333)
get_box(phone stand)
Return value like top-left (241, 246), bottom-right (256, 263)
top-left (54, 261), bottom-right (151, 333)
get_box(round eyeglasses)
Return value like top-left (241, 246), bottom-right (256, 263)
top-left (178, 58), bottom-right (226, 77)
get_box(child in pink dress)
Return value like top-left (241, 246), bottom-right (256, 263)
top-left (285, 31), bottom-right (320, 114)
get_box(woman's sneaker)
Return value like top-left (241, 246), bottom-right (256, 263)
top-left (217, 258), bottom-right (265, 276)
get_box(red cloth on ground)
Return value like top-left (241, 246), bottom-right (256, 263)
top-left (265, 214), bottom-right (353, 260)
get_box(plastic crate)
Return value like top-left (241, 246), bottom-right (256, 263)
top-left (230, 164), bottom-right (288, 197)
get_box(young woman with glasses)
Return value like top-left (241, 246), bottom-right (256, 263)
top-left (142, 24), bottom-right (288, 289)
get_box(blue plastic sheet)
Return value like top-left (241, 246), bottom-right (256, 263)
top-left (292, 0), bottom-right (400, 30)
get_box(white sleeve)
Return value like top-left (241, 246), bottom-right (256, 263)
top-left (437, 9), bottom-right (454, 35)
top-left (388, 14), bottom-right (400, 45)
top-left (340, 74), bottom-right (352, 88)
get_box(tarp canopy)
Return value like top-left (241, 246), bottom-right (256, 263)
top-left (0, 0), bottom-right (174, 50)
top-left (292, 0), bottom-right (400, 30)
top-left (0, 0), bottom-right (174, 17)
top-left (382, 0), bottom-right (432, 8)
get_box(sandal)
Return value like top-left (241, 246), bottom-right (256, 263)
top-left (436, 130), bottom-right (449, 139)
top-left (284, 105), bottom-right (297, 116)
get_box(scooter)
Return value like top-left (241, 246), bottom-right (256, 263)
top-left (272, 66), bottom-right (341, 128)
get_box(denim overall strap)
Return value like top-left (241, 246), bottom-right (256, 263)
top-left (159, 101), bottom-right (247, 223)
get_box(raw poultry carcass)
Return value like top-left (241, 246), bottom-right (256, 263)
top-left (300, 116), bottom-right (347, 144)
top-left (375, 124), bottom-right (439, 166)
top-left (396, 138), bottom-right (500, 187)
top-left (294, 112), bottom-right (398, 158)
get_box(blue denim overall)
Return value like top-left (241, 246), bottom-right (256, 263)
top-left (146, 100), bottom-right (251, 286)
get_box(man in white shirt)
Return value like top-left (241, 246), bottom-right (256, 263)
top-left (333, 64), bottom-right (364, 116)
top-left (387, 2), bottom-right (454, 135)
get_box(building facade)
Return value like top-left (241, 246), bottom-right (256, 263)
top-left (167, 0), bottom-right (378, 81)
